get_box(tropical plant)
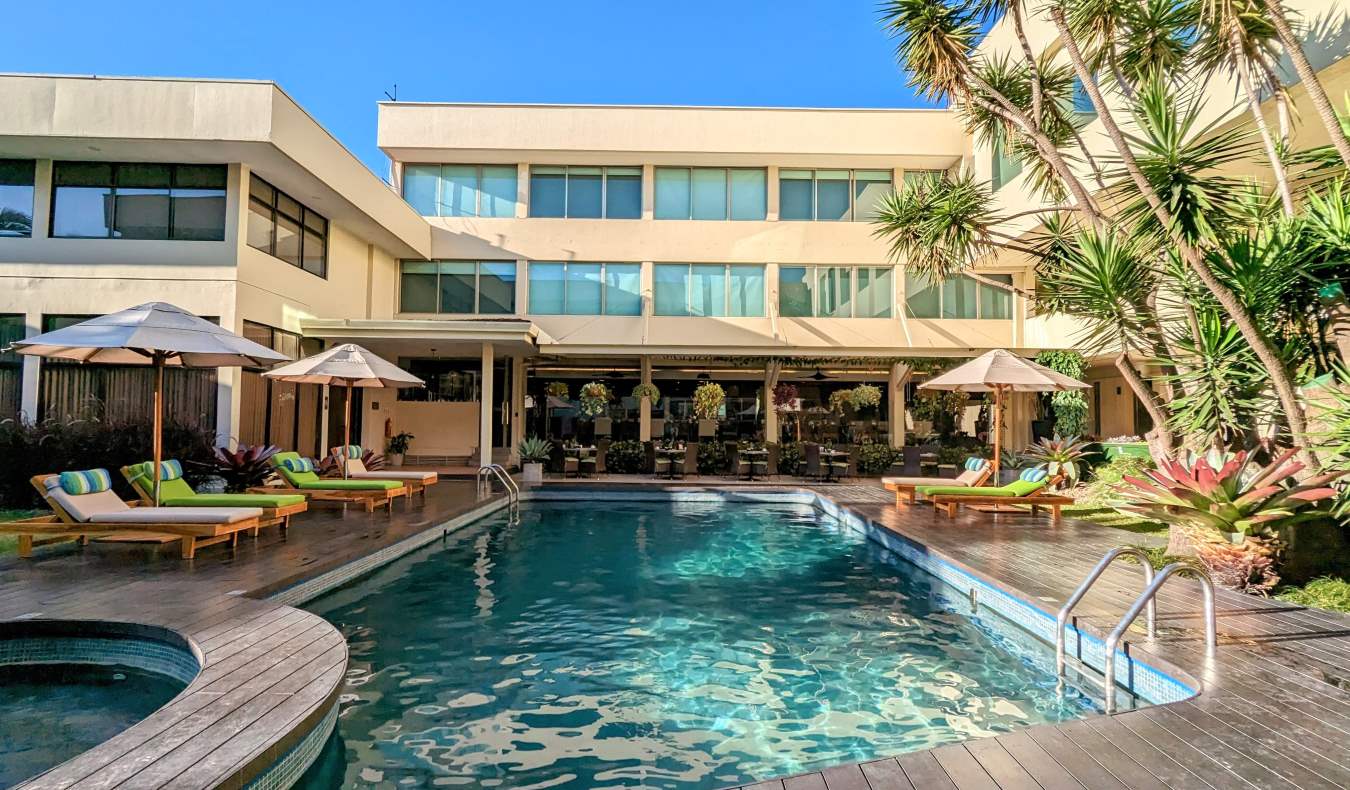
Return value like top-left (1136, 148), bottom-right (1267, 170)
top-left (578, 381), bottom-right (613, 418)
top-left (912, 389), bottom-right (967, 435)
top-left (848, 383), bottom-right (883, 411)
top-left (857, 442), bottom-right (899, 475)
top-left (386, 431), bottom-right (415, 456)
top-left (1023, 435), bottom-right (1091, 486)
top-left (517, 436), bottom-right (553, 464)
top-left (210, 443), bottom-right (281, 493)
top-left (1035, 351), bottom-right (1089, 437)
top-left (696, 440), bottom-right (727, 474)
top-left (630, 383), bottom-right (661, 405)
top-left (318, 449), bottom-right (385, 477)
top-left (777, 441), bottom-right (803, 475)
top-left (828, 389), bottom-right (854, 415)
top-left (1080, 454), bottom-right (1156, 506)
top-left (1196, 540), bottom-right (1281, 594)
top-left (544, 381), bottom-right (570, 399)
top-left (605, 440), bottom-right (646, 473)
top-left (1116, 448), bottom-right (1345, 546)
top-left (692, 382), bottom-right (725, 421)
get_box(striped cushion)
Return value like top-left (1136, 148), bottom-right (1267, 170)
top-left (344, 445), bottom-right (363, 459)
top-left (963, 457), bottom-right (987, 472)
top-left (59, 469), bottom-right (113, 495)
top-left (1019, 467), bottom-right (1049, 483)
top-left (283, 457), bottom-right (315, 474)
top-left (143, 459), bottom-right (183, 481)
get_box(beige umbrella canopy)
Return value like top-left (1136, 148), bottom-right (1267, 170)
top-left (10, 302), bottom-right (291, 503)
top-left (920, 349), bottom-right (1089, 478)
top-left (263, 344), bottom-right (423, 477)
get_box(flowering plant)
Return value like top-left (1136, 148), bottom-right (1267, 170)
top-left (848, 384), bottom-right (882, 410)
top-left (578, 381), bottom-right (613, 417)
top-left (545, 381), bottom-right (570, 399)
top-left (772, 382), bottom-right (800, 411)
top-left (631, 383), bottom-right (661, 406)
top-left (693, 382), bottom-right (725, 420)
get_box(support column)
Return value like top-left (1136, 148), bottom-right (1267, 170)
top-left (764, 361), bottom-right (781, 444)
top-left (510, 356), bottom-right (526, 461)
top-left (19, 309), bottom-right (39, 422)
top-left (888, 362), bottom-right (911, 449)
top-left (639, 356), bottom-right (653, 442)
top-left (480, 342), bottom-right (494, 468)
top-left (319, 384), bottom-right (331, 453)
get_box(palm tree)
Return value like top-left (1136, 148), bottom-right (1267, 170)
top-left (1259, 0), bottom-right (1350, 170)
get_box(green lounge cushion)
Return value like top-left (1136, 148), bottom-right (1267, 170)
top-left (1005, 479), bottom-right (1048, 496)
top-left (161, 493), bottom-right (306, 508)
top-left (918, 484), bottom-right (1019, 497)
top-left (298, 479), bottom-right (401, 491)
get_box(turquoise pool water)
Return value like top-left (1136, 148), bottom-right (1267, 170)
top-left (0, 662), bottom-right (182, 787)
top-left (301, 499), bottom-right (1096, 789)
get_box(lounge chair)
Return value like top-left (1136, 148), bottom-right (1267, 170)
top-left (260, 452), bottom-right (407, 512)
top-left (329, 445), bottom-right (437, 502)
top-left (121, 460), bottom-right (308, 534)
top-left (0, 470), bottom-right (263, 559)
top-left (921, 468), bottom-right (1074, 520)
top-left (883, 457), bottom-right (993, 505)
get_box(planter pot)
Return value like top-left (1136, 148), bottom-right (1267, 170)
top-left (387, 453), bottom-right (404, 467)
top-left (522, 462), bottom-right (544, 484)
top-left (998, 469), bottom-right (1018, 485)
top-left (594, 417), bottom-right (613, 436)
top-left (698, 419), bottom-right (718, 438)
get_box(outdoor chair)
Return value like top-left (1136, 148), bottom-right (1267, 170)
top-left (262, 452), bottom-right (407, 512)
top-left (765, 444), bottom-right (780, 478)
top-left (726, 442), bottom-right (744, 478)
top-left (902, 446), bottom-right (921, 476)
top-left (921, 468), bottom-right (1073, 520)
top-left (578, 447), bottom-right (597, 477)
top-left (682, 444), bottom-right (699, 477)
top-left (802, 443), bottom-right (823, 481)
top-left (329, 445), bottom-right (438, 502)
top-left (825, 447), bottom-right (850, 480)
top-left (121, 460), bottom-right (307, 533)
top-left (883, 457), bottom-right (993, 505)
top-left (643, 442), bottom-right (657, 475)
top-left (1, 470), bottom-right (264, 559)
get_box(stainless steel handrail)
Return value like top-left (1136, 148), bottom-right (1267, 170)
top-left (1103, 561), bottom-right (1216, 714)
top-left (477, 464), bottom-right (519, 505)
top-left (1056, 547), bottom-right (1157, 678)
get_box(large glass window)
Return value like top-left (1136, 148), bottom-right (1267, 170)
top-left (905, 271), bottom-right (1014, 319)
top-left (51, 162), bottom-right (225, 241)
top-left (653, 264), bottom-right (765, 317)
top-left (0, 160), bottom-right (35, 237)
top-left (654, 167), bottom-right (766, 220)
top-left (991, 136), bottom-right (1024, 191)
top-left (527, 262), bottom-right (641, 315)
top-left (401, 164), bottom-right (518, 217)
top-left (529, 166), bottom-right (641, 218)
top-left (779, 169), bottom-right (893, 221)
top-left (247, 175), bottom-right (327, 277)
top-left (399, 260), bottom-right (517, 314)
top-left (778, 266), bottom-right (893, 318)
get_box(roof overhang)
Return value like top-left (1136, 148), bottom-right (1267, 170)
top-left (300, 318), bottom-right (540, 356)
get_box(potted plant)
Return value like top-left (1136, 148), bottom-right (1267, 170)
top-left (848, 384), bottom-right (882, 416)
top-left (517, 436), bottom-right (553, 483)
top-left (1022, 435), bottom-right (1091, 489)
top-left (386, 431), bottom-right (414, 466)
top-left (631, 382), bottom-right (661, 406)
top-left (545, 381), bottom-right (570, 400)
top-left (693, 382), bottom-right (725, 438)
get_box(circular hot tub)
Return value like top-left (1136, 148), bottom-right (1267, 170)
top-left (0, 620), bottom-right (200, 787)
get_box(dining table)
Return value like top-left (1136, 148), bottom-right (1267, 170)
top-left (819, 448), bottom-right (848, 481)
top-left (739, 448), bottom-right (768, 480)
top-left (655, 446), bottom-right (685, 479)
top-left (563, 445), bottom-right (596, 477)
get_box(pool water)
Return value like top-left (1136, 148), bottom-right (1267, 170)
top-left (0, 662), bottom-right (183, 787)
top-left (301, 499), bottom-right (1096, 789)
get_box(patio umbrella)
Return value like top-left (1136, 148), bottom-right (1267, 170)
top-left (263, 344), bottom-right (423, 478)
top-left (919, 349), bottom-right (1089, 479)
top-left (10, 302), bottom-right (291, 504)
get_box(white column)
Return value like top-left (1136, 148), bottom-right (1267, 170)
top-left (641, 164), bottom-right (655, 220)
top-left (764, 362), bottom-right (781, 444)
top-left (888, 362), bottom-right (911, 449)
top-left (19, 310), bottom-right (40, 422)
top-left (480, 342), bottom-right (495, 468)
top-left (510, 356), bottom-right (526, 459)
top-left (515, 164), bottom-right (530, 218)
top-left (766, 166), bottom-right (780, 221)
top-left (639, 356), bottom-right (653, 441)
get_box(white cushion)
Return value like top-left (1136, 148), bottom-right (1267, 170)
top-left (98, 507), bottom-right (262, 524)
top-left (44, 477), bottom-right (131, 523)
top-left (882, 476), bottom-right (970, 487)
top-left (955, 468), bottom-right (985, 485)
top-left (346, 458), bottom-right (369, 474)
top-left (350, 471), bottom-right (437, 484)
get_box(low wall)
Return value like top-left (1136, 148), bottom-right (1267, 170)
top-left (368, 400), bottom-right (480, 457)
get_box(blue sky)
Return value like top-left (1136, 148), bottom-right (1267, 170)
top-left (4, 1), bottom-right (936, 177)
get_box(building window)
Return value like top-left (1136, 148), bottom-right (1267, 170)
top-left (0, 160), bottom-right (35, 237)
top-left (528, 166), bottom-right (641, 218)
top-left (991, 137), bottom-right (1024, 191)
top-left (402, 164), bottom-right (517, 217)
top-left (527, 262), bottom-right (641, 316)
top-left (654, 167), bottom-right (767, 220)
top-left (247, 176), bottom-right (328, 277)
top-left (779, 169), bottom-right (892, 221)
top-left (399, 260), bottom-right (517, 315)
top-left (778, 266), bottom-right (893, 318)
top-left (653, 264), bottom-right (764, 317)
top-left (905, 271), bottom-right (1014, 319)
top-left (902, 169), bottom-right (945, 186)
top-left (1070, 77), bottom-right (1097, 127)
top-left (0, 314), bottom-right (23, 420)
top-left (50, 162), bottom-right (226, 241)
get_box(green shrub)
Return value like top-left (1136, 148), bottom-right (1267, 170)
top-left (697, 441), bottom-right (727, 474)
top-left (1275, 577), bottom-right (1350, 613)
top-left (1080, 454), bottom-right (1155, 506)
top-left (857, 443), bottom-right (898, 475)
top-left (605, 440), bottom-right (646, 473)
top-left (777, 442), bottom-right (802, 475)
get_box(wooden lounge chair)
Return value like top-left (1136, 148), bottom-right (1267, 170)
top-left (258, 452), bottom-right (407, 513)
top-left (883, 457), bottom-right (993, 505)
top-left (922, 468), bottom-right (1073, 520)
top-left (121, 460), bottom-right (308, 534)
top-left (328, 445), bottom-right (438, 502)
top-left (0, 471), bottom-right (264, 559)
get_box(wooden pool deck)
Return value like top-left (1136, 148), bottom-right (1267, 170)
top-left (0, 477), bottom-right (1347, 789)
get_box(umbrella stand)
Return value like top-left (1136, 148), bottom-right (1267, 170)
top-left (152, 353), bottom-right (166, 506)
top-left (343, 379), bottom-right (353, 480)
top-left (992, 383), bottom-right (1005, 481)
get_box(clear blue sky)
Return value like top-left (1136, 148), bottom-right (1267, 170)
top-left (4, 1), bottom-right (938, 177)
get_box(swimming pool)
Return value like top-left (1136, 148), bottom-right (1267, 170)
top-left (300, 498), bottom-right (1099, 788)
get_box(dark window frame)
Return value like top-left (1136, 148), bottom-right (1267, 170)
top-left (49, 162), bottom-right (226, 241)
top-left (0, 159), bottom-right (36, 238)
top-left (528, 165), bottom-right (643, 219)
top-left (247, 175), bottom-right (329, 278)
top-left (398, 260), bottom-right (517, 315)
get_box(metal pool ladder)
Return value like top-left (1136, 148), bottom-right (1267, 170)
top-left (477, 464), bottom-right (520, 520)
top-left (1056, 547), bottom-right (1217, 714)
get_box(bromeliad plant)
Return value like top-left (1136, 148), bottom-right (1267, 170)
top-left (1023, 435), bottom-right (1091, 487)
top-left (578, 381), bottom-right (613, 418)
top-left (1116, 448), bottom-right (1345, 546)
top-left (318, 449), bottom-right (385, 477)
top-left (210, 443), bottom-right (281, 493)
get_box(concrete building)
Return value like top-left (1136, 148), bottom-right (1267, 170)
top-left (1, 4), bottom-right (1346, 467)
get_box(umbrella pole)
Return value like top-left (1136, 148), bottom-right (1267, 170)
top-left (992, 384), bottom-right (1004, 481)
top-left (153, 354), bottom-right (165, 506)
top-left (343, 380), bottom-right (352, 480)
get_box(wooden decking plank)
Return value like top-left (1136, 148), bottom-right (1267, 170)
top-left (819, 763), bottom-right (870, 790)
top-left (1199, 696), bottom-right (1350, 767)
top-left (1172, 700), bottom-right (1350, 785)
top-left (993, 730), bottom-right (1086, 790)
top-left (782, 774), bottom-right (828, 790)
top-left (962, 738), bottom-right (1042, 790)
top-left (1113, 710), bottom-right (1267, 789)
top-left (1141, 705), bottom-right (1312, 789)
top-left (859, 757), bottom-right (916, 790)
top-left (929, 745), bottom-right (998, 790)
top-left (896, 750), bottom-right (958, 790)
top-left (1081, 717), bottom-right (1218, 790)
top-left (1023, 725), bottom-right (1137, 790)
top-left (742, 781), bottom-right (786, 790)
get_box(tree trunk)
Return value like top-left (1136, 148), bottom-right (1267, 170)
top-left (1049, 6), bottom-right (1317, 470)
top-left (1228, 28), bottom-right (1294, 215)
top-left (1114, 351), bottom-right (1175, 462)
top-left (1010, 1), bottom-right (1043, 122)
top-left (1261, 0), bottom-right (1350, 169)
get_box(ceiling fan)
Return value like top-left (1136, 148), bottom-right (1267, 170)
top-left (809, 368), bottom-right (832, 381)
